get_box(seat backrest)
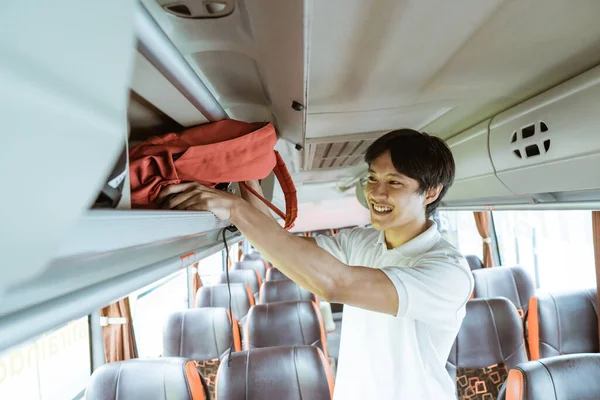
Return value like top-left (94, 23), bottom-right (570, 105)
top-left (466, 255), bottom-right (484, 270)
top-left (259, 280), bottom-right (317, 304)
top-left (506, 354), bottom-right (600, 400)
top-left (242, 252), bottom-right (262, 261)
top-left (217, 269), bottom-right (262, 297)
top-left (86, 358), bottom-right (209, 400)
top-left (472, 266), bottom-right (535, 319)
top-left (195, 283), bottom-right (254, 320)
top-left (448, 298), bottom-right (528, 400)
top-left (527, 288), bottom-right (598, 360)
top-left (215, 346), bottom-right (334, 400)
top-left (233, 259), bottom-right (266, 280)
top-left (163, 308), bottom-right (241, 396)
top-left (245, 301), bottom-right (328, 358)
top-left (266, 267), bottom-right (290, 281)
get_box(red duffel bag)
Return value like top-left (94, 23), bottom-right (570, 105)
top-left (129, 120), bottom-right (297, 229)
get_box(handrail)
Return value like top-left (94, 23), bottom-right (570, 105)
top-left (135, 2), bottom-right (228, 121)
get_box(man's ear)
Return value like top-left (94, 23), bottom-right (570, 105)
top-left (423, 185), bottom-right (443, 206)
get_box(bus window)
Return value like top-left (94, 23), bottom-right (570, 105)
top-left (436, 211), bottom-right (483, 260)
top-left (0, 317), bottom-right (90, 400)
top-left (197, 249), bottom-right (225, 286)
top-left (129, 270), bottom-right (188, 358)
top-left (492, 210), bottom-right (595, 290)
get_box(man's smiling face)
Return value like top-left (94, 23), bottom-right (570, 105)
top-left (365, 150), bottom-right (428, 232)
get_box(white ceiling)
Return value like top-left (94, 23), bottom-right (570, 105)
top-left (307, 0), bottom-right (600, 140)
top-left (132, 0), bottom-right (600, 229)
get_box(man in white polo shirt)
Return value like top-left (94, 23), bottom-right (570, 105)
top-left (158, 129), bottom-right (474, 399)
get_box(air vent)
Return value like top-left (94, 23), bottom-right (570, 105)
top-left (164, 4), bottom-right (192, 17)
top-left (307, 138), bottom-right (375, 170)
top-left (525, 144), bottom-right (540, 157)
top-left (522, 124), bottom-right (535, 139)
top-left (511, 121), bottom-right (550, 159)
top-left (162, 1), bottom-right (234, 18)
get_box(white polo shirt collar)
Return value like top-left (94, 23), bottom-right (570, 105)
top-left (374, 220), bottom-right (441, 258)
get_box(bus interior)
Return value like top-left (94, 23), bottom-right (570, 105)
top-left (2, 0), bottom-right (600, 399)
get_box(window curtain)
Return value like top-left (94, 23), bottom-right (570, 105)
top-left (473, 211), bottom-right (494, 267)
top-left (99, 297), bottom-right (138, 363)
top-left (592, 211), bottom-right (600, 343)
top-left (191, 262), bottom-right (203, 304)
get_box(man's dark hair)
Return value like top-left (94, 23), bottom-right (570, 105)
top-left (364, 129), bottom-right (455, 218)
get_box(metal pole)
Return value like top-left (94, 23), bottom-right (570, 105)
top-left (135, 3), bottom-right (228, 121)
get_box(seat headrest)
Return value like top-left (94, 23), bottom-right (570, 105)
top-left (86, 358), bottom-right (208, 400)
top-left (195, 283), bottom-right (254, 320)
top-left (472, 266), bottom-right (535, 316)
top-left (245, 301), bottom-right (328, 358)
top-left (266, 267), bottom-right (290, 281)
top-left (506, 354), bottom-right (600, 400)
top-left (218, 269), bottom-right (262, 294)
top-left (233, 259), bottom-right (266, 279)
top-left (216, 346), bottom-right (333, 400)
top-left (259, 280), bottom-right (316, 304)
top-left (164, 308), bottom-right (241, 360)
top-left (242, 252), bottom-right (262, 261)
top-left (528, 287), bottom-right (598, 360)
top-left (465, 255), bottom-right (484, 270)
top-left (449, 298), bottom-right (527, 370)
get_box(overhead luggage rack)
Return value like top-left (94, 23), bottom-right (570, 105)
top-left (0, 210), bottom-right (241, 352)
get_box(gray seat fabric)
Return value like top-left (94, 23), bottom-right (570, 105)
top-left (472, 266), bottom-right (535, 319)
top-left (448, 298), bottom-right (528, 400)
top-left (86, 358), bottom-right (209, 400)
top-left (505, 354), bottom-right (600, 400)
top-left (527, 288), bottom-right (598, 360)
top-left (245, 300), bottom-right (328, 358)
top-left (216, 346), bottom-right (333, 400)
top-left (259, 279), bottom-right (317, 304)
top-left (195, 283), bottom-right (254, 320)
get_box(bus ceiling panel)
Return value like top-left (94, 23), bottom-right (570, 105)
top-left (130, 50), bottom-right (209, 129)
top-left (138, 0), bottom-right (308, 146)
top-left (489, 64), bottom-right (600, 197)
top-left (127, 91), bottom-right (184, 140)
top-left (308, 0), bottom-right (600, 139)
top-left (0, 1), bottom-right (136, 298)
top-left (444, 120), bottom-right (516, 203)
top-left (0, 232), bottom-right (241, 353)
top-left (135, 3), bottom-right (227, 122)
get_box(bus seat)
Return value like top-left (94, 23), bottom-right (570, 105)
top-left (448, 298), bottom-right (528, 400)
top-left (163, 308), bottom-right (241, 397)
top-left (195, 283), bottom-right (254, 321)
top-left (472, 266), bottom-right (535, 319)
top-left (527, 288), bottom-right (598, 360)
top-left (259, 280), bottom-right (317, 305)
top-left (215, 346), bottom-right (334, 400)
top-left (233, 259), bottom-right (267, 280)
top-left (266, 267), bottom-right (290, 281)
top-left (86, 358), bottom-right (209, 400)
top-left (244, 301), bottom-right (329, 358)
top-left (505, 354), bottom-right (600, 400)
top-left (242, 252), bottom-right (262, 261)
top-left (466, 255), bottom-right (484, 271)
top-left (218, 269), bottom-right (262, 303)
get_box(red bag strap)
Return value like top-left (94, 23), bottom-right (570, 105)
top-left (240, 151), bottom-right (297, 230)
